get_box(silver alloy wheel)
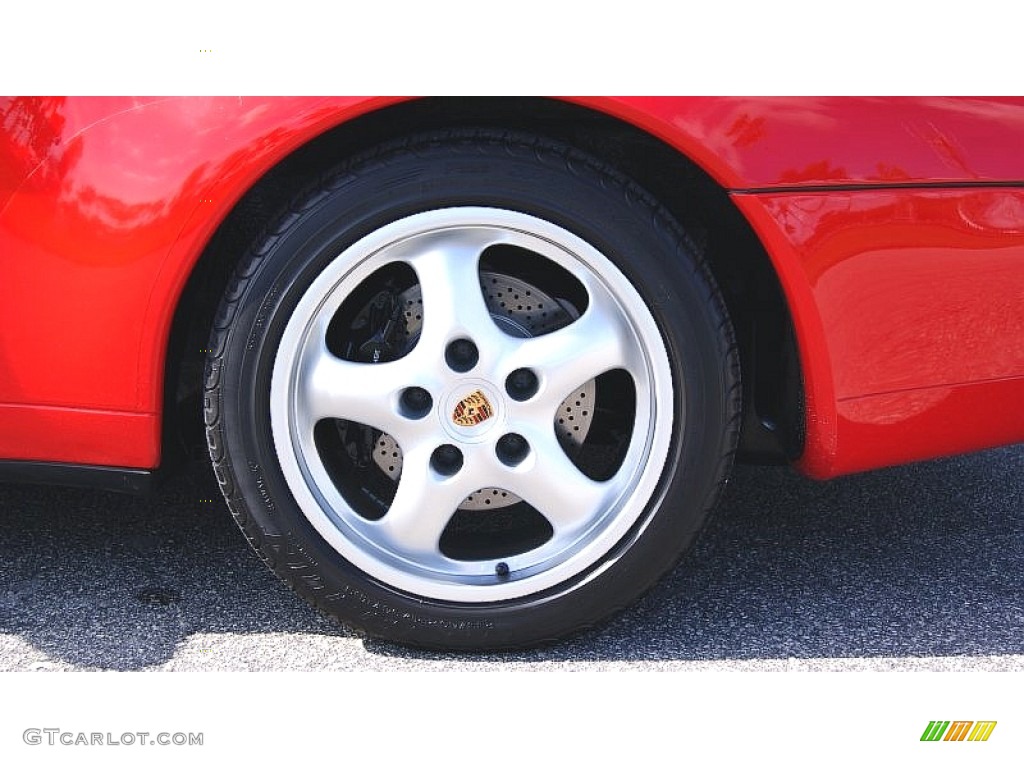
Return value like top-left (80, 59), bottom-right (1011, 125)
top-left (270, 207), bottom-right (676, 602)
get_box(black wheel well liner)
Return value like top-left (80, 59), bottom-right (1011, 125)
top-left (163, 97), bottom-right (803, 469)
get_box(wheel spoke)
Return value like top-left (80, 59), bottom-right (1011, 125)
top-left (295, 340), bottom-right (413, 436)
top-left (375, 445), bottom-right (473, 559)
top-left (512, 291), bottom-right (634, 406)
top-left (502, 428), bottom-right (615, 539)
top-left (406, 231), bottom-right (507, 353)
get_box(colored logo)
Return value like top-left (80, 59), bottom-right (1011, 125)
top-left (452, 390), bottom-right (494, 427)
top-left (921, 721), bottom-right (997, 742)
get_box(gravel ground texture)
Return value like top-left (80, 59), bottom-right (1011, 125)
top-left (1, 445), bottom-right (1022, 672)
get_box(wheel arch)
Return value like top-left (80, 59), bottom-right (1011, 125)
top-left (162, 97), bottom-right (807, 468)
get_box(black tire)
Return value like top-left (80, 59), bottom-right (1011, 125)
top-left (204, 130), bottom-right (740, 649)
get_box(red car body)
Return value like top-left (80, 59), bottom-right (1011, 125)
top-left (3, 96), bottom-right (1023, 482)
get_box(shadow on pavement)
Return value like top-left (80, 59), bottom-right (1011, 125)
top-left (2, 447), bottom-right (1022, 669)
top-left (0, 462), bottom-right (350, 670)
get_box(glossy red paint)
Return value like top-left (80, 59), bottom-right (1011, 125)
top-left (573, 96), bottom-right (1024, 188)
top-left (0, 96), bottom-right (401, 466)
top-left (2, 96), bottom-right (1024, 477)
top-left (735, 188), bottom-right (1024, 477)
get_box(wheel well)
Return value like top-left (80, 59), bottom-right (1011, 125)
top-left (164, 97), bottom-right (804, 468)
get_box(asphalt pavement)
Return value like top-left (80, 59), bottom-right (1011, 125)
top-left (2, 446), bottom-right (1022, 671)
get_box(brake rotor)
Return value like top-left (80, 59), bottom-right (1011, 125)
top-left (369, 271), bottom-right (595, 510)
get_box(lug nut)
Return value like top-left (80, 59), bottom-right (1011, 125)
top-left (505, 368), bottom-right (538, 401)
top-left (399, 386), bottom-right (432, 419)
top-left (445, 338), bottom-right (479, 373)
top-left (496, 433), bottom-right (530, 466)
top-left (430, 444), bottom-right (464, 476)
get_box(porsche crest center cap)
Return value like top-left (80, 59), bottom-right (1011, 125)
top-left (442, 382), bottom-right (504, 442)
top-left (452, 390), bottom-right (494, 427)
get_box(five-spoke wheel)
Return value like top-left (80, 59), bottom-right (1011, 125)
top-left (271, 208), bottom-right (673, 601)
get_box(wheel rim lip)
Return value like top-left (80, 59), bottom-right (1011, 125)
top-left (270, 207), bottom-right (677, 602)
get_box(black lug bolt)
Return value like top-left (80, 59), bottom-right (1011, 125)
top-left (430, 444), bottom-right (464, 476)
top-left (495, 562), bottom-right (510, 579)
top-left (495, 433), bottom-right (530, 467)
top-left (445, 338), bottom-right (479, 373)
top-left (505, 368), bottom-right (538, 401)
top-left (399, 386), bottom-right (433, 419)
